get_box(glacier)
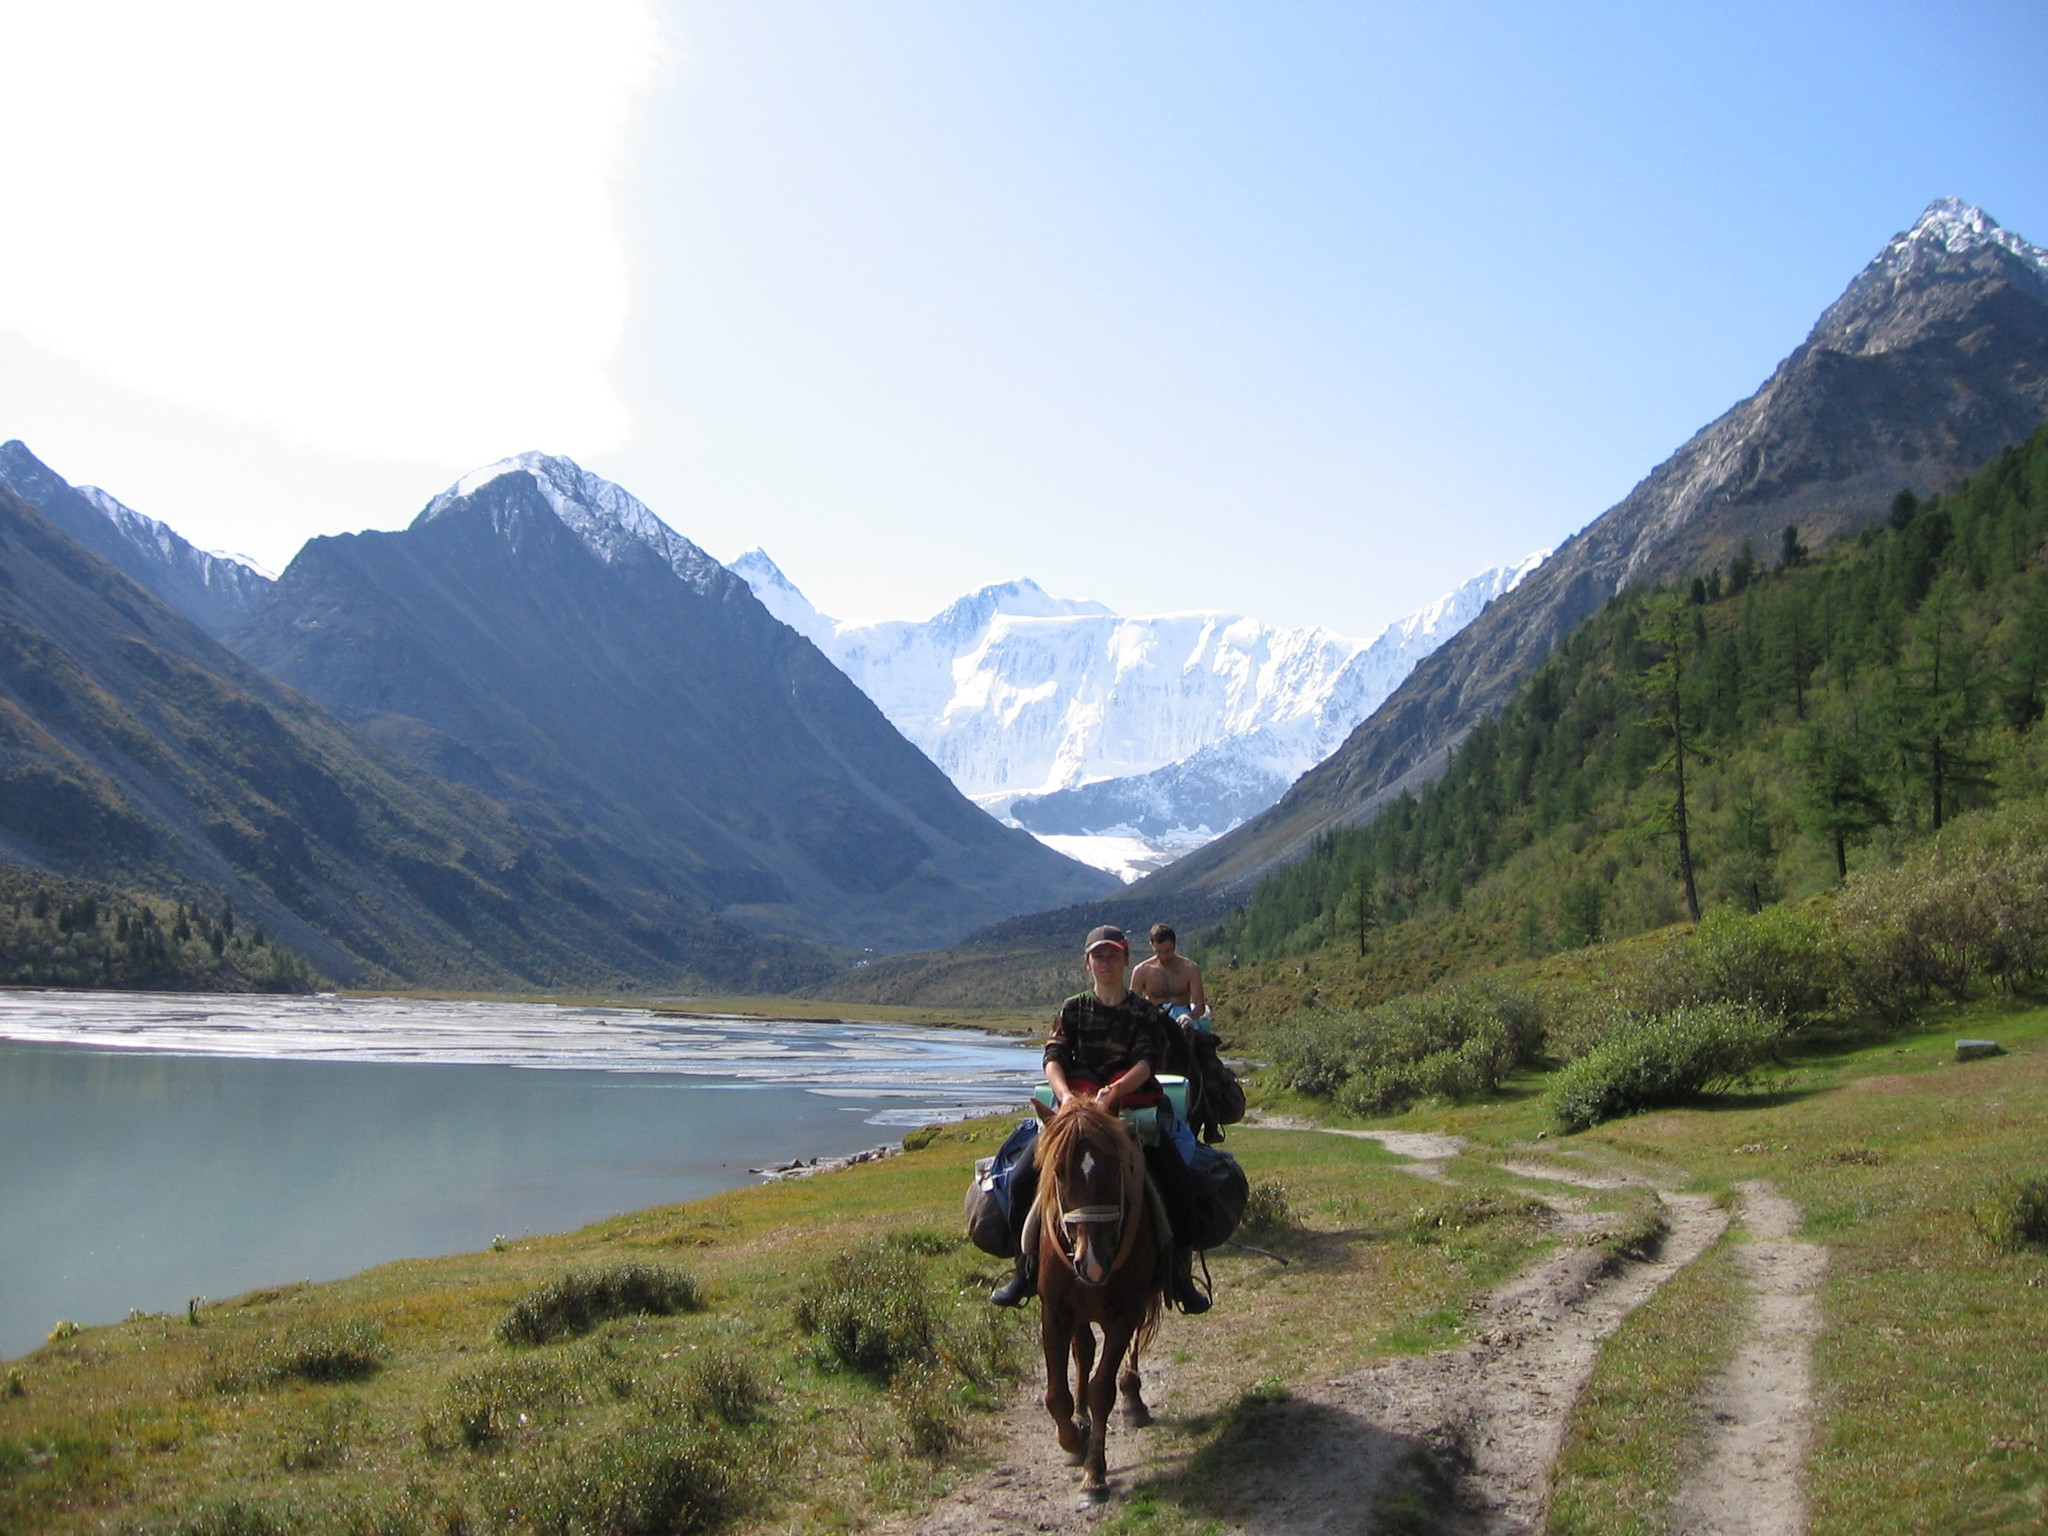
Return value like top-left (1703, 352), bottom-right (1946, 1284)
top-left (730, 547), bottom-right (1547, 877)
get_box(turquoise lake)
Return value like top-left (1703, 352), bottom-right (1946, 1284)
top-left (0, 991), bottom-right (1041, 1361)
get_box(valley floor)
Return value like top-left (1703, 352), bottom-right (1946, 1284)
top-left (4, 1002), bottom-right (2043, 1535)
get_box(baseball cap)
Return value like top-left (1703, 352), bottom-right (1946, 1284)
top-left (1084, 924), bottom-right (1129, 955)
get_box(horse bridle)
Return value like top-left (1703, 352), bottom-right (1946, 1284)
top-left (1052, 1160), bottom-right (1141, 1284)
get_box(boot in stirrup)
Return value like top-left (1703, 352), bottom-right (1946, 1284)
top-left (989, 1250), bottom-right (1036, 1307)
top-left (1170, 1246), bottom-right (1211, 1314)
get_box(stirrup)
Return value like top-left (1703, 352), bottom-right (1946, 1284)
top-left (1171, 1249), bottom-right (1212, 1315)
top-left (990, 1255), bottom-right (1036, 1308)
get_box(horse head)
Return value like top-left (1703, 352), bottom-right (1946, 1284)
top-left (1035, 1097), bottom-right (1142, 1287)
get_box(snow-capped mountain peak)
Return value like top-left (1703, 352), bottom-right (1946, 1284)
top-left (728, 547), bottom-right (1548, 877)
top-left (1868, 199), bottom-right (2048, 287)
top-left (425, 452), bottom-right (727, 591)
top-left (728, 548), bottom-right (840, 650)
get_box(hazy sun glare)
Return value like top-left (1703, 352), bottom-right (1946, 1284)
top-left (0, 0), bottom-right (664, 462)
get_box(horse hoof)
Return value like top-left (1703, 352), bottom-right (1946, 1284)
top-left (1079, 1481), bottom-right (1109, 1504)
top-left (1122, 1405), bottom-right (1154, 1429)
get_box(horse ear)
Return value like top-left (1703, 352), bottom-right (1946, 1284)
top-left (1033, 1096), bottom-right (1055, 1124)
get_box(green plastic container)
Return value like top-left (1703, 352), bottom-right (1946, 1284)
top-left (1033, 1073), bottom-right (1187, 1119)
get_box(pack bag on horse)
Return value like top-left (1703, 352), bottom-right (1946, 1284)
top-left (1028, 1094), bottom-right (1168, 1498)
top-left (1131, 922), bottom-right (1245, 1143)
top-left (988, 924), bottom-right (1217, 1315)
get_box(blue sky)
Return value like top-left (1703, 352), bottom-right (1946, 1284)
top-left (2, 1), bottom-right (2043, 634)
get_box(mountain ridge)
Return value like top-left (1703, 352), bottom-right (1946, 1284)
top-left (1132, 196), bottom-right (2048, 902)
top-left (231, 459), bottom-right (1115, 953)
top-left (0, 441), bottom-right (274, 638)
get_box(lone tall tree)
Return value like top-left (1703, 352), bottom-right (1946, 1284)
top-left (1638, 596), bottom-right (1702, 922)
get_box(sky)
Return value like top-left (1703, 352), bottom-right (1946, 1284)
top-left (2, 1), bottom-right (2043, 633)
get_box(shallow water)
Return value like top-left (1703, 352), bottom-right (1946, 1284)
top-left (0, 991), bottom-right (1041, 1361)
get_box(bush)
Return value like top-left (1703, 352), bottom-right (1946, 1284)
top-left (1690, 903), bottom-right (1835, 1022)
top-left (792, 1239), bottom-right (936, 1378)
top-left (1830, 801), bottom-right (2048, 1016)
top-left (493, 1423), bottom-right (752, 1536)
top-left (1972, 1174), bottom-right (2048, 1252)
top-left (890, 1360), bottom-right (968, 1460)
top-left (203, 1320), bottom-right (388, 1393)
top-left (675, 1349), bottom-right (768, 1426)
top-left (1544, 1002), bottom-right (1782, 1132)
top-left (498, 1264), bottom-right (705, 1346)
top-left (1271, 980), bottom-right (1545, 1114)
top-left (423, 1357), bottom-right (580, 1451)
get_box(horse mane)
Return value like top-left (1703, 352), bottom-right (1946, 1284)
top-left (1035, 1098), bottom-right (1142, 1185)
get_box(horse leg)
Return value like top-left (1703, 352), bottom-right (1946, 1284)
top-left (1119, 1350), bottom-right (1153, 1429)
top-left (1067, 1324), bottom-right (1098, 1460)
top-left (1042, 1310), bottom-right (1084, 1459)
top-left (1082, 1319), bottom-right (1137, 1497)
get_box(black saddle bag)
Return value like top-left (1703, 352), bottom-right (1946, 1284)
top-left (1181, 1141), bottom-right (1249, 1251)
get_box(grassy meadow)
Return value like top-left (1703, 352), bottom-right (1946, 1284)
top-left (6, 990), bottom-right (2044, 1533)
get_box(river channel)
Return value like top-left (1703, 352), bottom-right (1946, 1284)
top-left (0, 990), bottom-right (1041, 1361)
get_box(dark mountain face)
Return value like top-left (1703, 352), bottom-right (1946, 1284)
top-left (0, 483), bottom-right (827, 989)
top-left (1145, 198), bottom-right (2048, 901)
top-left (0, 441), bottom-right (274, 638)
top-left (230, 456), bottom-right (1114, 952)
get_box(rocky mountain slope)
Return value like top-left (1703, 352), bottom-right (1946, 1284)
top-left (1138, 196), bottom-right (2048, 903)
top-left (0, 441), bottom-right (273, 638)
top-left (232, 455), bottom-right (1113, 953)
top-left (730, 549), bottom-right (1543, 867)
top-left (0, 482), bottom-right (817, 990)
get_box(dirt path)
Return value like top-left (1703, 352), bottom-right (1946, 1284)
top-left (1223, 1191), bottom-right (1729, 1536)
top-left (892, 1129), bottom-right (1761, 1535)
top-left (1665, 1181), bottom-right (1827, 1536)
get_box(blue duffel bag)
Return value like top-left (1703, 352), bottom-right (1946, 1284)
top-left (964, 1119), bottom-right (1039, 1256)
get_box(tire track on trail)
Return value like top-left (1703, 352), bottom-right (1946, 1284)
top-left (1666, 1181), bottom-right (1827, 1536)
top-left (893, 1130), bottom-right (1736, 1535)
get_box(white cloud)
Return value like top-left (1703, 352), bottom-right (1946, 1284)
top-left (0, 0), bottom-right (663, 463)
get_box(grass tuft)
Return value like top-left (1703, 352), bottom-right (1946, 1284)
top-left (792, 1238), bottom-right (937, 1378)
top-left (490, 1422), bottom-right (758, 1536)
top-left (202, 1320), bottom-right (387, 1393)
top-left (1972, 1173), bottom-right (2048, 1252)
top-left (1241, 1178), bottom-right (1294, 1235)
top-left (497, 1262), bottom-right (704, 1346)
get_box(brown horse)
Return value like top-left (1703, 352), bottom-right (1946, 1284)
top-left (1030, 1096), bottom-right (1167, 1497)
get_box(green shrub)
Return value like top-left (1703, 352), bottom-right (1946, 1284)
top-left (674, 1349), bottom-right (768, 1426)
top-left (937, 1305), bottom-right (1025, 1396)
top-left (1273, 980), bottom-right (1545, 1113)
top-left (498, 1263), bottom-right (704, 1346)
top-left (1830, 801), bottom-right (2048, 1016)
top-left (792, 1239), bottom-right (936, 1378)
top-left (1544, 1002), bottom-right (1782, 1132)
top-left (890, 1360), bottom-right (968, 1460)
top-left (203, 1320), bottom-right (388, 1393)
top-left (1690, 903), bottom-right (1835, 1022)
top-left (492, 1422), bottom-right (752, 1536)
top-left (1972, 1174), bottom-right (2048, 1252)
top-left (423, 1356), bottom-right (580, 1451)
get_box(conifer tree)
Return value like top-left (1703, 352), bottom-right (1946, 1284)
top-left (1637, 596), bottom-right (1702, 921)
top-left (1794, 712), bottom-right (1889, 880)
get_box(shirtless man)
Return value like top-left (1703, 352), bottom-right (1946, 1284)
top-left (1131, 923), bottom-right (1207, 1023)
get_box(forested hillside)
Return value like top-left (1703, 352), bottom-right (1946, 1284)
top-left (1203, 424), bottom-right (2048, 1016)
top-left (0, 865), bottom-right (318, 992)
